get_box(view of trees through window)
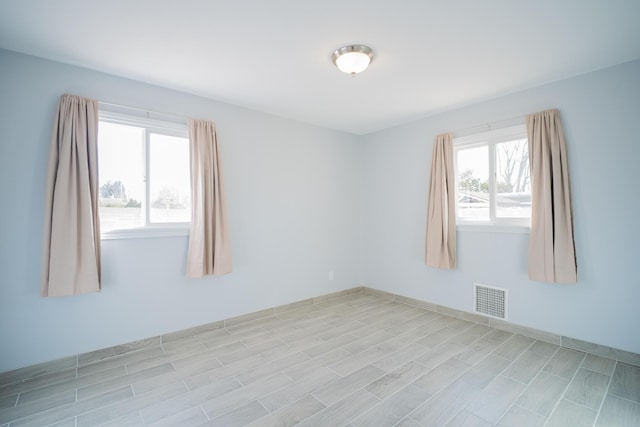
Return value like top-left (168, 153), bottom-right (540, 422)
top-left (457, 137), bottom-right (531, 220)
top-left (98, 120), bottom-right (190, 232)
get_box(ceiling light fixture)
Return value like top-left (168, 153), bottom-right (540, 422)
top-left (331, 45), bottom-right (374, 77)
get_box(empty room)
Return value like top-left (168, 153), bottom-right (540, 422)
top-left (1, 1), bottom-right (640, 426)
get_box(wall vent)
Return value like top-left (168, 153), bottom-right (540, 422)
top-left (473, 283), bottom-right (507, 320)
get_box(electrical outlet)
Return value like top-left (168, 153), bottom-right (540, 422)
top-left (328, 271), bottom-right (334, 281)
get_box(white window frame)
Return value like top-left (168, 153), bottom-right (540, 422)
top-left (453, 123), bottom-right (530, 233)
top-left (98, 108), bottom-right (191, 240)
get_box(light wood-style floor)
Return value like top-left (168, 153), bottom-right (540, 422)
top-left (1, 292), bottom-right (639, 426)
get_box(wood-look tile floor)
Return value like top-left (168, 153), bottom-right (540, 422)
top-left (1, 292), bottom-right (639, 426)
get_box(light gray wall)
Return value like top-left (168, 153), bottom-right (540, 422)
top-left (0, 50), bottom-right (362, 372)
top-left (1, 49), bottom-right (639, 373)
top-left (361, 59), bottom-right (640, 354)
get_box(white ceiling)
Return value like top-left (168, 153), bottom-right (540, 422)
top-left (1, 1), bottom-right (640, 135)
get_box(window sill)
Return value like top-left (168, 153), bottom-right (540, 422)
top-left (457, 222), bottom-right (530, 234)
top-left (101, 226), bottom-right (189, 240)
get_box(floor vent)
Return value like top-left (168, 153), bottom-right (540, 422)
top-left (473, 283), bottom-right (507, 320)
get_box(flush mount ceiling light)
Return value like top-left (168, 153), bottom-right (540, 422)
top-left (331, 45), bottom-right (374, 76)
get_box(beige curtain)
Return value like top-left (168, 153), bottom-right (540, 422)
top-left (41, 94), bottom-right (101, 297)
top-left (527, 109), bottom-right (577, 283)
top-left (187, 119), bottom-right (232, 278)
top-left (425, 133), bottom-right (456, 268)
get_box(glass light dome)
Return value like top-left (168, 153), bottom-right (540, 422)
top-left (331, 45), bottom-right (374, 76)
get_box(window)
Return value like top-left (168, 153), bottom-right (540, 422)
top-left (454, 124), bottom-right (531, 229)
top-left (97, 110), bottom-right (191, 237)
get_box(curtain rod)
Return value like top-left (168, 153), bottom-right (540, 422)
top-left (451, 114), bottom-right (527, 138)
top-left (98, 100), bottom-right (187, 123)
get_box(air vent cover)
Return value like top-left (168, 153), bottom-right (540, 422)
top-left (473, 283), bottom-right (507, 320)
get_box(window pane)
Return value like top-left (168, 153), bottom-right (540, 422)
top-left (98, 122), bottom-right (144, 231)
top-left (149, 133), bottom-right (191, 223)
top-left (495, 138), bottom-right (531, 218)
top-left (457, 145), bottom-right (489, 220)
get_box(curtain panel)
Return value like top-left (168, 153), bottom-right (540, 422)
top-left (425, 133), bottom-right (456, 269)
top-left (187, 119), bottom-right (232, 278)
top-left (527, 109), bottom-right (577, 283)
top-left (41, 94), bottom-right (101, 297)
